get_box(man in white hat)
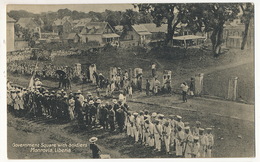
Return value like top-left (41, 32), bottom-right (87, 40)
top-left (183, 126), bottom-right (194, 158)
top-left (89, 100), bottom-right (97, 128)
top-left (77, 90), bottom-right (85, 105)
top-left (34, 78), bottom-right (42, 91)
top-left (118, 92), bottom-right (125, 104)
top-left (169, 115), bottom-right (177, 148)
top-left (176, 125), bottom-right (185, 157)
top-left (89, 137), bottom-right (101, 158)
top-left (153, 119), bottom-right (163, 152)
top-left (205, 128), bottom-right (214, 158)
top-left (151, 112), bottom-right (157, 123)
top-left (192, 136), bottom-right (200, 158)
top-left (139, 111), bottom-right (145, 144)
top-left (176, 115), bottom-right (184, 129)
top-left (198, 128), bottom-right (207, 158)
top-left (107, 105), bottom-right (115, 132)
top-left (148, 118), bottom-right (155, 147)
top-left (126, 111), bottom-right (134, 137)
top-left (193, 121), bottom-right (202, 136)
top-left (163, 121), bottom-right (172, 154)
top-left (133, 112), bottom-right (141, 143)
top-left (143, 119), bottom-right (150, 146)
top-left (180, 82), bottom-right (189, 102)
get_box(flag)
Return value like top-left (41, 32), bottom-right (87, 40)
top-left (28, 75), bottom-right (35, 91)
top-left (28, 59), bottom-right (38, 91)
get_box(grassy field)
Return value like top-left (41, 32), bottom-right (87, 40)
top-left (203, 63), bottom-right (254, 104)
top-left (10, 47), bottom-right (254, 103)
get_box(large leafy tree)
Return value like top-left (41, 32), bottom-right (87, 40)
top-left (102, 10), bottom-right (122, 28)
top-left (186, 3), bottom-right (240, 56)
top-left (240, 3), bottom-right (254, 50)
top-left (120, 9), bottom-right (138, 38)
top-left (135, 4), bottom-right (189, 45)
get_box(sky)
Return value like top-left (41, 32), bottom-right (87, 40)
top-left (7, 4), bottom-right (136, 14)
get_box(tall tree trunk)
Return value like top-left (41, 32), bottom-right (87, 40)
top-left (210, 29), bottom-right (217, 55)
top-left (165, 17), bottom-right (174, 46)
top-left (241, 20), bottom-right (250, 50)
top-left (215, 25), bottom-right (224, 56)
top-left (210, 24), bottom-right (224, 57)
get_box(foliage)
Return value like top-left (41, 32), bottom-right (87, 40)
top-left (240, 3), bottom-right (254, 50)
top-left (184, 3), bottom-right (240, 56)
top-left (135, 4), bottom-right (189, 45)
top-left (120, 9), bottom-right (139, 39)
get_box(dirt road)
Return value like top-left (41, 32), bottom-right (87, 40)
top-left (7, 74), bottom-right (255, 158)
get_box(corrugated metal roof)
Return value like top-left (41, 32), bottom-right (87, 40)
top-left (138, 31), bottom-right (152, 35)
top-left (132, 24), bottom-right (152, 35)
top-left (172, 35), bottom-right (206, 40)
top-left (80, 22), bottom-right (108, 35)
top-left (132, 24), bottom-right (148, 32)
top-left (142, 23), bottom-right (168, 33)
top-left (102, 33), bottom-right (120, 38)
top-left (74, 18), bottom-right (92, 27)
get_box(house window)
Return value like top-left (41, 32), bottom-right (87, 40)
top-left (131, 35), bottom-right (134, 40)
top-left (106, 38), bottom-right (113, 43)
top-left (85, 37), bottom-right (88, 43)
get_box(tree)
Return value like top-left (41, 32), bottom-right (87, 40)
top-left (103, 10), bottom-right (122, 28)
top-left (186, 4), bottom-right (240, 56)
top-left (240, 3), bottom-right (254, 50)
top-left (120, 9), bottom-right (139, 38)
top-left (57, 8), bottom-right (72, 19)
top-left (135, 4), bottom-right (189, 45)
top-left (136, 12), bottom-right (153, 24)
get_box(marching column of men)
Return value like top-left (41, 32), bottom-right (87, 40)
top-left (7, 81), bottom-right (214, 158)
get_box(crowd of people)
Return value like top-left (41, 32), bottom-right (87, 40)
top-left (7, 50), bottom-right (31, 63)
top-left (7, 78), bottom-right (214, 158)
top-left (8, 61), bottom-right (78, 79)
top-left (7, 49), bottom-right (79, 63)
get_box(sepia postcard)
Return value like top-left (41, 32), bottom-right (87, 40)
top-left (4, 2), bottom-right (256, 160)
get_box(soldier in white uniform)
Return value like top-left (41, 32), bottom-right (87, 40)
top-left (206, 128), bottom-right (214, 158)
top-left (133, 112), bottom-right (141, 143)
top-left (176, 125), bottom-right (185, 157)
top-left (126, 111), bottom-right (134, 137)
top-left (183, 126), bottom-right (194, 158)
top-left (193, 121), bottom-right (201, 136)
top-left (139, 111), bottom-right (145, 144)
top-left (176, 115), bottom-right (184, 129)
top-left (143, 119), bottom-right (149, 146)
top-left (151, 112), bottom-right (157, 123)
top-left (144, 110), bottom-right (151, 122)
top-left (148, 119), bottom-right (155, 147)
top-left (153, 119), bottom-right (163, 151)
top-left (199, 128), bottom-right (208, 157)
top-left (192, 136), bottom-right (200, 158)
top-left (163, 121), bottom-right (172, 154)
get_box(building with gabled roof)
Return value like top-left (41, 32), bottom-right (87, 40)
top-left (16, 17), bottom-right (41, 34)
top-left (73, 18), bottom-right (92, 33)
top-left (120, 24), bottom-right (152, 47)
top-left (62, 16), bottom-right (73, 23)
top-left (80, 22), bottom-right (119, 46)
top-left (142, 23), bottom-right (168, 33)
top-left (52, 18), bottom-right (73, 35)
top-left (63, 33), bottom-right (80, 43)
